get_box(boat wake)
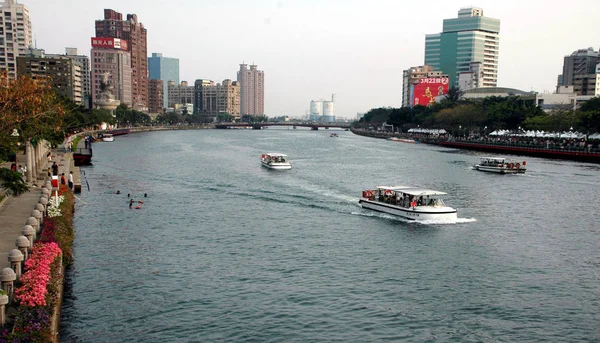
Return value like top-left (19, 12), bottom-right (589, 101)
top-left (415, 217), bottom-right (477, 225)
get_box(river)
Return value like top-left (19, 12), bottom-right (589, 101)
top-left (60, 128), bottom-right (600, 342)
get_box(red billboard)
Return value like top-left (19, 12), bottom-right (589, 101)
top-left (412, 77), bottom-right (450, 107)
top-left (91, 37), bottom-right (128, 50)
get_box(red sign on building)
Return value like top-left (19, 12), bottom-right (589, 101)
top-left (91, 37), bottom-right (128, 50)
top-left (412, 77), bottom-right (450, 107)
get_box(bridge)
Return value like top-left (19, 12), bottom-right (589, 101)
top-left (215, 122), bottom-right (352, 130)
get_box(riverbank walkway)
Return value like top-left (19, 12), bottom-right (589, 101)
top-left (0, 139), bottom-right (81, 270)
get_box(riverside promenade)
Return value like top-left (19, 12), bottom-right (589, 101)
top-left (0, 141), bottom-right (81, 270)
top-left (351, 128), bottom-right (600, 164)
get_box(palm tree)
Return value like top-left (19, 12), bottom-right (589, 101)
top-left (444, 87), bottom-right (464, 105)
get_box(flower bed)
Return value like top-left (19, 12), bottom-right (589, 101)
top-left (15, 243), bottom-right (62, 307)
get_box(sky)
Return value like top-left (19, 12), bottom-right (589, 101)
top-left (25, 0), bottom-right (600, 118)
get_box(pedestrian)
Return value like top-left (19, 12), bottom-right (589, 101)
top-left (10, 162), bottom-right (16, 171)
top-left (51, 162), bottom-right (59, 176)
top-left (60, 173), bottom-right (66, 185)
top-left (47, 152), bottom-right (52, 162)
top-left (68, 171), bottom-right (74, 191)
top-left (18, 165), bottom-right (25, 177)
top-left (47, 167), bottom-right (52, 177)
top-left (84, 137), bottom-right (89, 149)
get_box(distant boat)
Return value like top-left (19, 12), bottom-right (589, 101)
top-left (102, 134), bottom-right (115, 142)
top-left (473, 157), bottom-right (526, 174)
top-left (108, 128), bottom-right (130, 136)
top-left (261, 153), bottom-right (292, 170)
top-left (387, 137), bottom-right (417, 144)
top-left (330, 133), bottom-right (338, 137)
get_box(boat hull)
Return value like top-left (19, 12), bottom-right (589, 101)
top-left (474, 165), bottom-right (526, 174)
top-left (359, 198), bottom-right (457, 221)
top-left (102, 137), bottom-right (115, 142)
top-left (388, 138), bottom-right (417, 144)
top-left (261, 161), bottom-right (291, 170)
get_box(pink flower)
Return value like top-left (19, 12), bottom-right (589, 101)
top-left (15, 242), bottom-right (62, 307)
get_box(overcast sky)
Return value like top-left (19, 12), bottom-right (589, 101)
top-left (26, 0), bottom-right (599, 118)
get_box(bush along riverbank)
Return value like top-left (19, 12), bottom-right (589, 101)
top-left (1, 184), bottom-right (74, 343)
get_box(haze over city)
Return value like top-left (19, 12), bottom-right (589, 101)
top-left (26, 0), bottom-right (600, 117)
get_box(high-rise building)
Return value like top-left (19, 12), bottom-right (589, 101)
top-left (46, 48), bottom-right (91, 107)
top-left (148, 52), bottom-right (179, 110)
top-left (202, 79), bottom-right (240, 117)
top-left (17, 48), bottom-right (83, 104)
top-left (95, 9), bottom-right (148, 111)
top-left (167, 81), bottom-right (194, 110)
top-left (90, 37), bottom-right (132, 107)
top-left (237, 64), bottom-right (264, 115)
top-left (425, 7), bottom-right (500, 88)
top-left (557, 48), bottom-right (600, 96)
top-left (0, 0), bottom-right (33, 79)
top-left (401, 65), bottom-right (449, 107)
top-left (194, 79), bottom-right (214, 115)
top-left (148, 79), bottom-right (164, 114)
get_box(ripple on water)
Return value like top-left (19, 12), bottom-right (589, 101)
top-left (61, 130), bottom-right (600, 342)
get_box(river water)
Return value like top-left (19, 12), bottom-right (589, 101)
top-left (60, 128), bottom-right (600, 342)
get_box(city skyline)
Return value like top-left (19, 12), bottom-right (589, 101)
top-left (20, 0), bottom-right (600, 117)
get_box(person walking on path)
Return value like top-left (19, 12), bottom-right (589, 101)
top-left (68, 171), bottom-right (74, 191)
top-left (61, 173), bottom-right (66, 185)
top-left (52, 162), bottom-right (59, 176)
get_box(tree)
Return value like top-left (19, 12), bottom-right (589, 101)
top-left (579, 97), bottom-right (600, 112)
top-left (442, 87), bottom-right (464, 106)
top-left (0, 73), bottom-right (66, 154)
top-left (217, 113), bottom-right (234, 122)
top-left (0, 168), bottom-right (29, 196)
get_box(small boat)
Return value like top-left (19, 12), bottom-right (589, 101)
top-left (359, 186), bottom-right (457, 221)
top-left (102, 134), bottom-right (115, 142)
top-left (473, 157), bottom-right (526, 174)
top-left (108, 128), bottom-right (130, 136)
top-left (330, 133), bottom-right (338, 137)
top-left (387, 137), bottom-right (417, 144)
top-left (261, 153), bottom-right (292, 170)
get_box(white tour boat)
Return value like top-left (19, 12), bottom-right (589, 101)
top-left (473, 157), bottom-right (526, 174)
top-left (359, 186), bottom-right (457, 221)
top-left (387, 137), bottom-right (417, 144)
top-left (102, 134), bottom-right (115, 142)
top-left (261, 153), bottom-right (292, 170)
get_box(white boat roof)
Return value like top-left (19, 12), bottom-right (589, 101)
top-left (374, 186), bottom-right (447, 196)
top-left (480, 157), bottom-right (510, 161)
top-left (264, 153), bottom-right (288, 157)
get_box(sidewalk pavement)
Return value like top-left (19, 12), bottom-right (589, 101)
top-left (0, 144), bottom-right (77, 270)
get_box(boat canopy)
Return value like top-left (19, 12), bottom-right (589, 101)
top-left (480, 157), bottom-right (508, 162)
top-left (264, 153), bottom-right (288, 157)
top-left (375, 186), bottom-right (412, 191)
top-left (374, 186), bottom-right (447, 196)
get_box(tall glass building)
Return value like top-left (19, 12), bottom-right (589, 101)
top-left (425, 7), bottom-right (500, 88)
top-left (148, 53), bottom-right (180, 109)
